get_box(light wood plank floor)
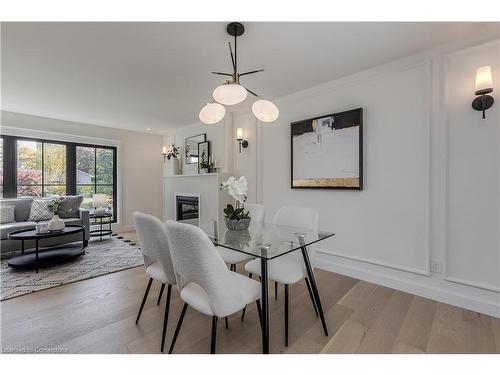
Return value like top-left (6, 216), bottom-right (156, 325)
top-left (1, 233), bottom-right (499, 354)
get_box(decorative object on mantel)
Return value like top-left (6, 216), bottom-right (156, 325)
top-left (185, 133), bottom-right (206, 164)
top-left (198, 141), bottom-right (210, 174)
top-left (236, 127), bottom-right (248, 153)
top-left (93, 193), bottom-right (108, 216)
top-left (208, 155), bottom-right (218, 173)
top-left (220, 176), bottom-right (251, 230)
top-left (164, 144), bottom-right (181, 175)
top-left (472, 65), bottom-right (494, 119)
top-left (198, 22), bottom-right (279, 125)
top-left (291, 108), bottom-right (363, 189)
top-left (47, 198), bottom-right (65, 232)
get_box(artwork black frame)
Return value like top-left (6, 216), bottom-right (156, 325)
top-left (197, 141), bottom-right (210, 174)
top-left (290, 107), bottom-right (363, 190)
top-left (185, 133), bottom-right (206, 164)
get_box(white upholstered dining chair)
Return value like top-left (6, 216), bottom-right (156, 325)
top-left (164, 220), bottom-right (262, 354)
top-left (244, 206), bottom-right (321, 346)
top-left (216, 203), bottom-right (266, 272)
top-left (133, 212), bottom-right (177, 352)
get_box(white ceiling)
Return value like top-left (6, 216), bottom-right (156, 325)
top-left (1, 22), bottom-right (499, 133)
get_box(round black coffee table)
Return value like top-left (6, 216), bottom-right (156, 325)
top-left (89, 212), bottom-right (113, 241)
top-left (7, 225), bottom-right (86, 273)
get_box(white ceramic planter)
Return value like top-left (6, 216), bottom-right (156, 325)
top-left (48, 214), bottom-right (65, 231)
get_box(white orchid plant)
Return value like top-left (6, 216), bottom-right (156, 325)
top-left (220, 176), bottom-right (250, 221)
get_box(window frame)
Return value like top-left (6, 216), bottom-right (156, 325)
top-left (1, 135), bottom-right (118, 223)
top-left (15, 138), bottom-right (67, 197)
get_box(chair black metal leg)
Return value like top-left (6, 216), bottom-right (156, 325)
top-left (241, 306), bottom-right (247, 322)
top-left (157, 283), bottom-right (166, 305)
top-left (304, 277), bottom-right (319, 317)
top-left (284, 284), bottom-right (289, 346)
top-left (225, 317), bottom-right (229, 329)
top-left (241, 273), bottom-right (254, 322)
top-left (136, 278), bottom-right (153, 324)
top-left (275, 282), bottom-right (278, 300)
top-left (299, 240), bottom-right (328, 336)
top-left (168, 303), bottom-right (188, 354)
top-left (256, 299), bottom-right (262, 330)
top-left (160, 284), bottom-right (172, 352)
top-left (210, 316), bottom-right (218, 354)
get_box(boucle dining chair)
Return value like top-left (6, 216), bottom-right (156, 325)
top-left (244, 206), bottom-right (322, 346)
top-left (217, 203), bottom-right (265, 273)
top-left (133, 212), bottom-right (177, 352)
top-left (164, 220), bottom-right (262, 354)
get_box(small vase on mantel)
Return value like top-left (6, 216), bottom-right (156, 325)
top-left (166, 158), bottom-right (181, 175)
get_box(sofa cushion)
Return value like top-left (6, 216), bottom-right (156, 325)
top-left (0, 197), bottom-right (34, 222)
top-left (58, 195), bottom-right (83, 218)
top-left (62, 218), bottom-right (82, 226)
top-left (0, 221), bottom-right (37, 240)
top-left (1, 206), bottom-right (15, 224)
top-left (29, 199), bottom-right (56, 222)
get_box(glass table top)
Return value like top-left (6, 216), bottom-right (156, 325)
top-left (179, 218), bottom-right (334, 260)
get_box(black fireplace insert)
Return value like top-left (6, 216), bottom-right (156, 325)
top-left (176, 195), bottom-right (199, 221)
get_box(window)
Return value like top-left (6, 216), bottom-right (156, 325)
top-left (16, 140), bottom-right (66, 197)
top-left (76, 146), bottom-right (116, 220)
top-left (1, 136), bottom-right (117, 222)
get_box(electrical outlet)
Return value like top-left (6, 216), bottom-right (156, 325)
top-left (430, 260), bottom-right (442, 274)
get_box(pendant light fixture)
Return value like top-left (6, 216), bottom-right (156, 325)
top-left (199, 22), bottom-right (279, 124)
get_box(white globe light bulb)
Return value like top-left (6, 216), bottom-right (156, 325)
top-left (199, 102), bottom-right (226, 125)
top-left (213, 83), bottom-right (247, 106)
top-left (252, 99), bottom-right (279, 122)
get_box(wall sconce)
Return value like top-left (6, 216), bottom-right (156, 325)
top-left (162, 146), bottom-right (167, 162)
top-left (236, 127), bottom-right (248, 153)
top-left (472, 65), bottom-right (494, 119)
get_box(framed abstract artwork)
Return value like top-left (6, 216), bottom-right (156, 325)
top-left (291, 108), bottom-right (363, 189)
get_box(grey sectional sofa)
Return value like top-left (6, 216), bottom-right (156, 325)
top-left (0, 197), bottom-right (90, 259)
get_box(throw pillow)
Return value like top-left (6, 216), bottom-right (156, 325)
top-left (58, 195), bottom-right (83, 218)
top-left (0, 206), bottom-right (15, 224)
top-left (29, 199), bottom-right (55, 222)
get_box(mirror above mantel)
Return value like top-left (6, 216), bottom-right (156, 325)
top-left (184, 133), bottom-right (206, 164)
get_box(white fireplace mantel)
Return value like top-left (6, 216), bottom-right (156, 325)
top-left (163, 173), bottom-right (230, 221)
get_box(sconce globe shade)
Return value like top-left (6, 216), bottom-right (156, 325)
top-left (475, 65), bottom-right (493, 94)
top-left (93, 194), bottom-right (108, 208)
top-left (252, 99), bottom-right (279, 122)
top-left (199, 102), bottom-right (226, 124)
top-left (213, 83), bottom-right (247, 106)
top-left (162, 146), bottom-right (167, 155)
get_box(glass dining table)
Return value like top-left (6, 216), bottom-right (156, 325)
top-left (180, 218), bottom-right (335, 354)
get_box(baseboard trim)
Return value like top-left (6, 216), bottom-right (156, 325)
top-left (317, 248), bottom-right (430, 276)
top-left (315, 253), bottom-right (500, 318)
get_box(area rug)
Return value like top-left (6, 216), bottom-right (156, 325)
top-left (0, 235), bottom-right (144, 301)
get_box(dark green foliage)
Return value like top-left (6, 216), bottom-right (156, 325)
top-left (223, 204), bottom-right (250, 221)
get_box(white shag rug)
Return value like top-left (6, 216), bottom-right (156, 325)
top-left (0, 235), bottom-right (143, 301)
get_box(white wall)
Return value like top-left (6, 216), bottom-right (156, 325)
top-left (163, 115), bottom-right (233, 176)
top-left (232, 39), bottom-right (500, 317)
top-left (0, 111), bottom-right (164, 230)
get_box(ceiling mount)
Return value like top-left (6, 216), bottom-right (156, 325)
top-left (227, 22), bottom-right (244, 37)
top-left (199, 22), bottom-right (279, 125)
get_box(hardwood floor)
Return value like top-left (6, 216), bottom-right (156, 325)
top-left (1, 232), bottom-right (499, 354)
